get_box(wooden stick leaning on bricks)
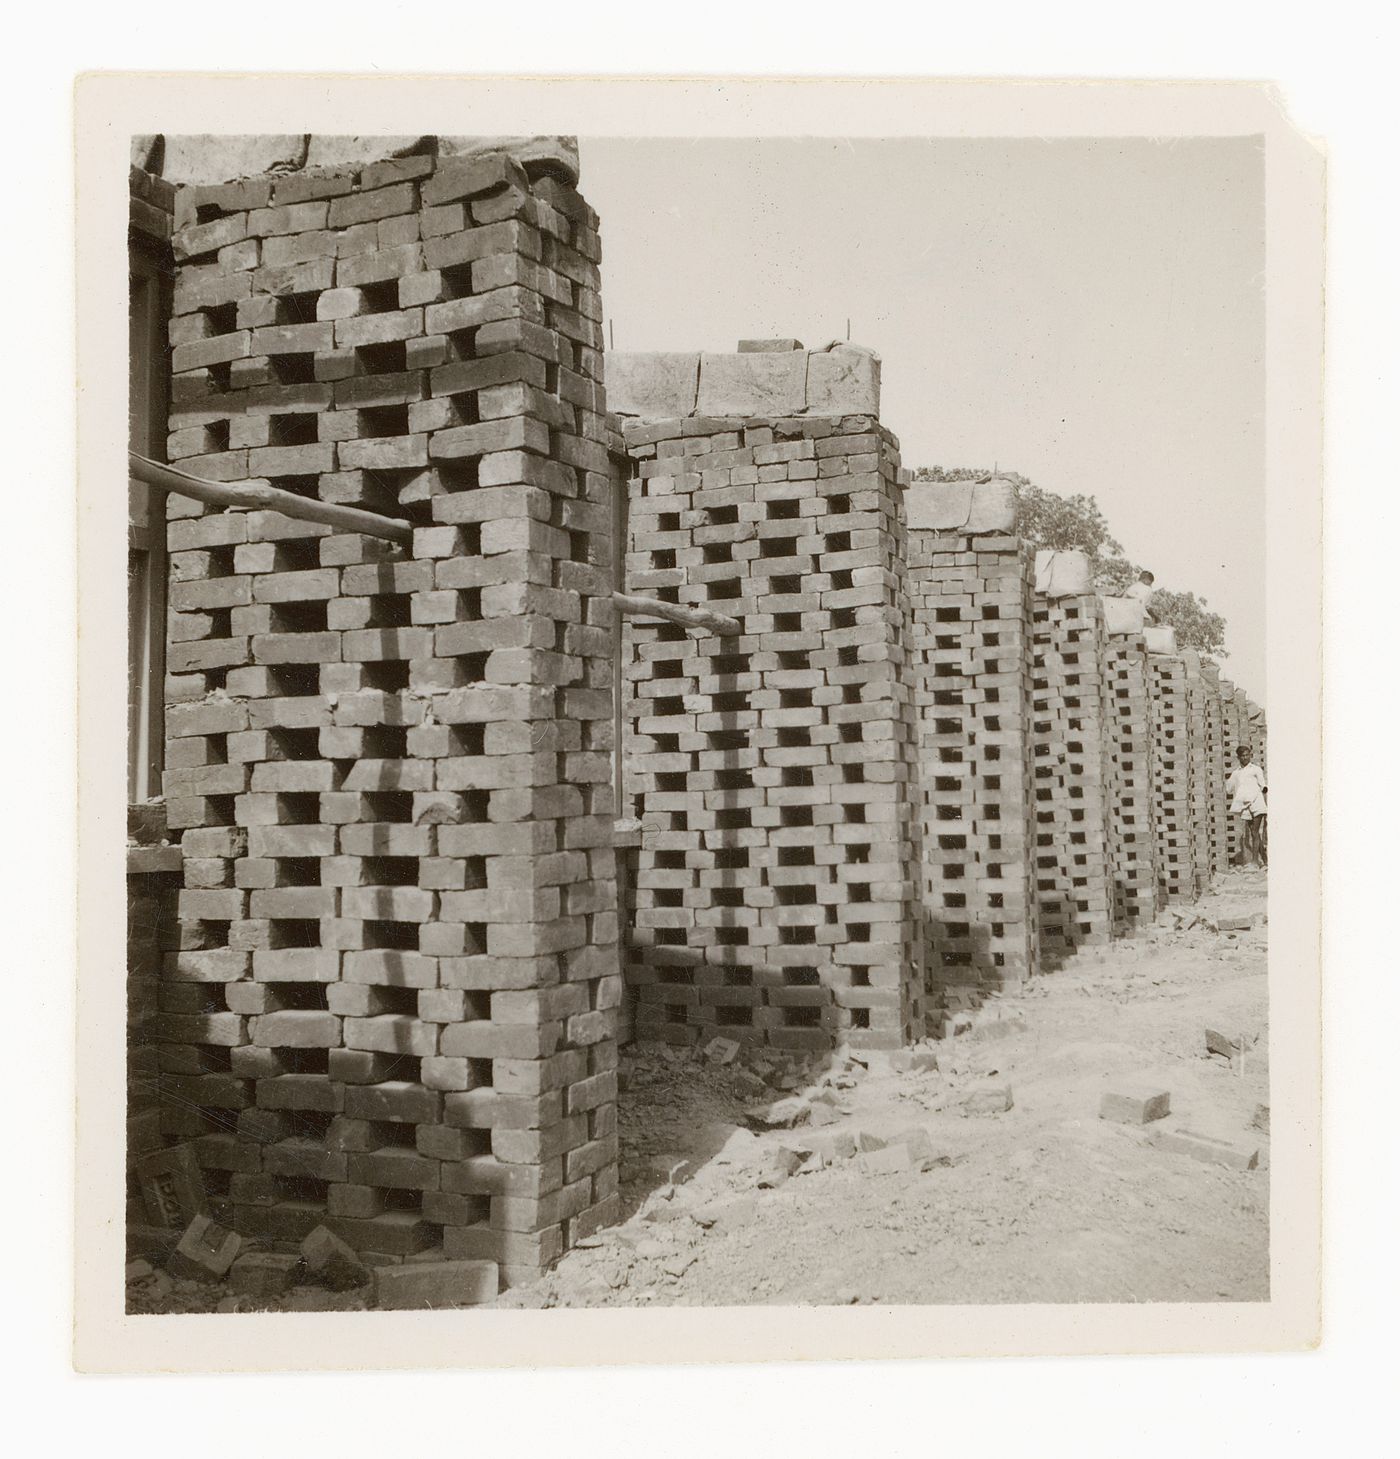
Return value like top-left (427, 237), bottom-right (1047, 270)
top-left (128, 452), bottom-right (742, 637)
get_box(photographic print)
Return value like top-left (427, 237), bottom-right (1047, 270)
top-left (76, 76), bottom-right (1323, 1369)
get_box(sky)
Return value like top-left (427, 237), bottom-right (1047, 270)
top-left (580, 137), bottom-right (1266, 698)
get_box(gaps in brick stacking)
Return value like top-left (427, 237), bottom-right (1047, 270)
top-left (618, 399), bottom-right (922, 1053)
top-left (1030, 587), bottom-right (1119, 967)
top-left (1104, 622), bottom-right (1162, 928)
top-left (1148, 651), bottom-right (1206, 901)
top-left (905, 513), bottom-right (1038, 1011)
top-left (154, 145), bottom-right (620, 1291)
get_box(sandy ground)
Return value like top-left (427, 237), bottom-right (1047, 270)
top-left (493, 869), bottom-right (1269, 1310)
top-left (127, 870), bottom-right (1267, 1314)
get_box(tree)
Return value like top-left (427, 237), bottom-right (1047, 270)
top-left (1093, 554), bottom-right (1140, 596)
top-left (913, 468), bottom-right (1119, 560)
top-left (1015, 483), bottom-right (1125, 561)
top-left (1143, 589), bottom-right (1227, 657)
top-left (908, 468), bottom-right (1230, 660)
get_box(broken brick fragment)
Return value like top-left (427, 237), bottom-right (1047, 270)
top-left (229, 1251), bottom-right (302, 1298)
top-left (300, 1225), bottom-right (371, 1291)
top-left (857, 1144), bottom-right (913, 1177)
top-left (702, 1036), bottom-right (740, 1065)
top-left (167, 1215), bottom-right (242, 1283)
top-left (962, 1085), bottom-right (1014, 1116)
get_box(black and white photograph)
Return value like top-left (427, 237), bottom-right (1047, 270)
top-left (73, 74), bottom-right (1324, 1371)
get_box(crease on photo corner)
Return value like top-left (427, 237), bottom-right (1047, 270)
top-left (1258, 81), bottom-right (1329, 163)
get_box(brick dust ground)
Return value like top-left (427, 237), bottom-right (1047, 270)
top-left (492, 869), bottom-right (1269, 1309)
top-left (126, 870), bottom-right (1266, 1314)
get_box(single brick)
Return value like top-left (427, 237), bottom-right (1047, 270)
top-left (961, 1086), bottom-right (1014, 1116)
top-left (1099, 1088), bottom-right (1171, 1125)
top-left (373, 1260), bottom-right (499, 1311)
top-left (167, 1215), bottom-right (242, 1282)
top-left (228, 1251), bottom-right (302, 1298)
top-left (300, 1225), bottom-right (372, 1291)
top-left (1152, 1129), bottom-right (1260, 1171)
top-left (133, 1144), bottom-right (209, 1228)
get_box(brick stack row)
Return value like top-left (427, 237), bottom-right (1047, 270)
top-left (1102, 604), bottom-right (1161, 928)
top-left (615, 349), bottom-right (922, 1051)
top-left (1030, 564), bottom-right (1120, 964)
top-left (1217, 679), bottom-right (1245, 865)
top-left (127, 804), bottom-right (184, 1203)
top-left (1197, 657), bottom-right (1231, 877)
top-left (1147, 640), bottom-right (1201, 901)
top-left (127, 161), bottom-right (182, 1221)
top-left (1181, 652), bottom-right (1216, 886)
top-left (905, 480), bottom-right (1039, 1006)
top-left (156, 143), bottom-right (619, 1288)
top-left (1245, 700), bottom-right (1268, 775)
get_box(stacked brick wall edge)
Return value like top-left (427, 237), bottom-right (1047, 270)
top-left (615, 347), bottom-right (922, 1052)
top-left (1196, 656), bottom-right (1231, 882)
top-left (149, 141), bottom-right (620, 1289)
top-left (904, 481), bottom-right (1038, 1006)
top-left (1102, 603), bottom-right (1161, 928)
top-left (1184, 654), bottom-right (1214, 892)
top-left (1146, 637), bottom-right (1199, 900)
top-left (127, 803), bottom-right (183, 1191)
top-left (127, 166), bottom-right (180, 1227)
top-left (1030, 557), bottom-right (1120, 966)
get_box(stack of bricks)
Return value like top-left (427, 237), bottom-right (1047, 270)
top-left (1197, 657), bottom-right (1230, 878)
top-left (1030, 554), bottom-right (1120, 965)
top-left (128, 160), bottom-right (181, 1205)
top-left (1217, 678), bottom-right (1245, 865)
top-left (127, 803), bottom-right (184, 1198)
top-left (1102, 597), bottom-right (1161, 928)
top-left (904, 478), bottom-right (1039, 1008)
top-left (1146, 628), bottom-right (1201, 901)
top-left (611, 345), bottom-right (923, 1052)
top-left (1245, 700), bottom-right (1268, 775)
top-left (154, 137), bottom-right (619, 1289)
top-left (1181, 651), bottom-right (1216, 887)
top-left (130, 156), bottom-right (176, 247)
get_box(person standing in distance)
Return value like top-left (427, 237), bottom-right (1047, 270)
top-left (1226, 743), bottom-right (1268, 867)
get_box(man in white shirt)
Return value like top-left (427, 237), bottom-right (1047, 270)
top-left (1124, 569), bottom-right (1157, 623)
top-left (1225, 744), bottom-right (1268, 868)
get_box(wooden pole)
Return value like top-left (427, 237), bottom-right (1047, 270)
top-left (128, 452), bottom-right (414, 546)
top-left (611, 592), bottom-right (741, 637)
top-left (132, 454), bottom-right (741, 635)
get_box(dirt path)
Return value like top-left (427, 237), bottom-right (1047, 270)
top-left (494, 870), bottom-right (1269, 1309)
